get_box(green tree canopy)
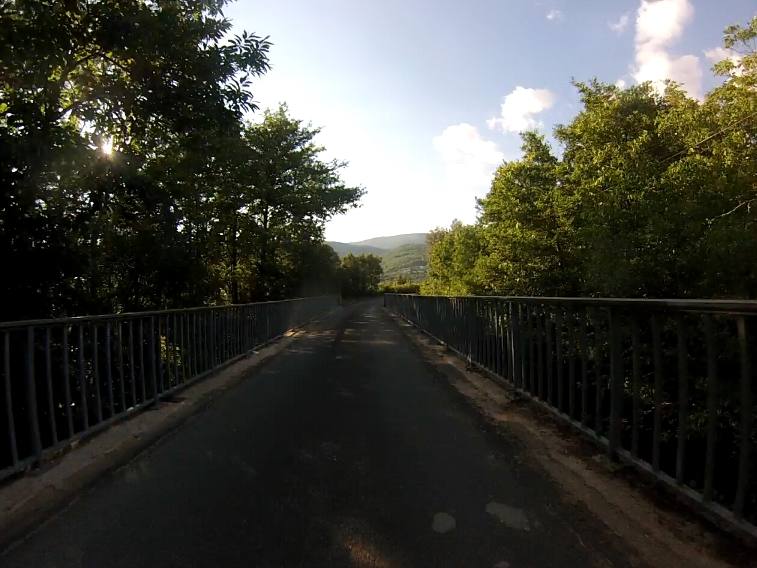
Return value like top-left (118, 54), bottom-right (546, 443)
top-left (340, 253), bottom-right (383, 297)
top-left (423, 17), bottom-right (757, 300)
top-left (0, 1), bottom-right (362, 320)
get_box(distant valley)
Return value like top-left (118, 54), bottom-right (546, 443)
top-left (327, 233), bottom-right (428, 282)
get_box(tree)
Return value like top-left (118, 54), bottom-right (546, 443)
top-left (0, 2), bottom-right (365, 321)
top-left (217, 106), bottom-right (364, 302)
top-left (424, 17), bottom-right (757, 300)
top-left (339, 254), bottom-right (383, 297)
top-left (0, 0), bottom-right (271, 319)
top-left (421, 222), bottom-right (486, 296)
top-left (477, 132), bottom-right (576, 296)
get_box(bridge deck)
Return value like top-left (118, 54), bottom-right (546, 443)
top-left (1, 300), bottom-right (665, 566)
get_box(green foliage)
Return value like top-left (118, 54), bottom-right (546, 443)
top-left (423, 17), bottom-right (757, 300)
top-left (421, 222), bottom-right (485, 296)
top-left (216, 105), bottom-right (363, 302)
top-left (477, 131), bottom-right (576, 296)
top-left (0, 1), bottom-right (361, 320)
top-left (339, 253), bottom-right (383, 297)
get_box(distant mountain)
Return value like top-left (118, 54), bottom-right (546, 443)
top-left (326, 233), bottom-right (429, 282)
top-left (352, 233), bottom-right (427, 249)
top-left (326, 242), bottom-right (385, 257)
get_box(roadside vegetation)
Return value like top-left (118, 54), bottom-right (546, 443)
top-left (423, 18), bottom-right (757, 299)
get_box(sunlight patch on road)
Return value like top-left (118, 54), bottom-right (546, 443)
top-left (485, 502), bottom-right (531, 531)
top-left (431, 512), bottom-right (456, 533)
top-left (332, 516), bottom-right (405, 568)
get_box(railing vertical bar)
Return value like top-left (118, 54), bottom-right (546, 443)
top-left (163, 316), bottom-right (170, 391)
top-left (172, 313), bottom-right (179, 386)
top-left (203, 311), bottom-right (208, 371)
top-left (556, 308), bottom-right (564, 412)
top-left (78, 325), bottom-right (88, 430)
top-left (62, 326), bottom-right (73, 437)
top-left (546, 309), bottom-right (554, 404)
top-left (593, 310), bottom-right (603, 434)
top-left (26, 326), bottom-right (42, 463)
top-left (105, 322), bottom-right (114, 418)
top-left (507, 303), bottom-right (515, 383)
top-left (675, 315), bottom-right (688, 484)
top-left (180, 313), bottom-right (186, 383)
top-left (92, 325), bottom-right (103, 424)
top-left (537, 307), bottom-right (545, 400)
top-left (568, 309), bottom-right (576, 419)
top-left (579, 309), bottom-right (589, 427)
top-left (117, 321), bottom-right (125, 413)
top-left (528, 306), bottom-right (535, 394)
top-left (4, 332), bottom-right (19, 466)
top-left (150, 316), bottom-right (158, 401)
top-left (517, 304), bottom-right (526, 388)
top-left (129, 321), bottom-right (137, 407)
top-left (138, 320), bottom-right (146, 403)
top-left (210, 311), bottom-right (216, 369)
top-left (44, 327), bottom-right (58, 445)
top-left (192, 312), bottom-right (198, 377)
top-left (237, 307), bottom-right (242, 356)
top-left (703, 315), bottom-right (718, 503)
top-left (651, 314), bottom-right (663, 472)
top-left (631, 316), bottom-right (641, 458)
top-left (608, 308), bottom-right (623, 458)
top-left (734, 316), bottom-right (752, 517)
top-left (224, 309), bottom-right (229, 362)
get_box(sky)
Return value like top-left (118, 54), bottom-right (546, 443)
top-left (224, 0), bottom-right (755, 243)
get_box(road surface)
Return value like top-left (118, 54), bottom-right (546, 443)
top-left (1, 300), bottom-right (636, 567)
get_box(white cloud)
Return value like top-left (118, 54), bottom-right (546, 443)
top-left (546, 9), bottom-right (563, 21)
top-left (615, 78), bottom-right (627, 89)
top-left (609, 13), bottom-right (630, 34)
top-left (704, 46), bottom-right (743, 73)
top-left (433, 123), bottom-right (504, 188)
top-left (631, 0), bottom-right (702, 98)
top-left (487, 86), bottom-right (556, 134)
top-left (635, 0), bottom-right (693, 47)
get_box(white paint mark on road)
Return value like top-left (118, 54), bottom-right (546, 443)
top-left (486, 502), bottom-right (531, 531)
top-left (431, 512), bottom-right (456, 533)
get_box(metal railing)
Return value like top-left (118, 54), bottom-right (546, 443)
top-left (1, 295), bottom-right (338, 481)
top-left (385, 293), bottom-right (757, 538)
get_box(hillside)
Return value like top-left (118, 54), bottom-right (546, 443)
top-left (352, 233), bottom-right (427, 250)
top-left (327, 233), bottom-right (429, 282)
top-left (327, 242), bottom-right (385, 257)
top-left (380, 243), bottom-right (427, 281)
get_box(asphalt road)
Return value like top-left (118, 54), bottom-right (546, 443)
top-left (1, 300), bottom-right (636, 567)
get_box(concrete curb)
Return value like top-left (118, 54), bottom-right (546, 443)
top-left (0, 311), bottom-right (335, 554)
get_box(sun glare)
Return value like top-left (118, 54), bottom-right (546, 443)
top-left (101, 137), bottom-right (113, 156)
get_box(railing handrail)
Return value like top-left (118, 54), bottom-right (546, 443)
top-left (0, 295), bottom-right (339, 330)
top-left (383, 293), bottom-right (757, 314)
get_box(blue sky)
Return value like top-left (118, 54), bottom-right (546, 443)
top-left (225, 0), bottom-right (755, 243)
